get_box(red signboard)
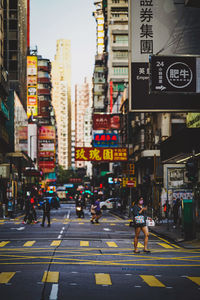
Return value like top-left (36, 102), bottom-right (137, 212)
top-left (39, 126), bottom-right (56, 140)
top-left (69, 178), bottom-right (82, 183)
top-left (93, 114), bottom-right (120, 130)
top-left (39, 161), bottom-right (55, 168)
top-left (75, 147), bottom-right (128, 162)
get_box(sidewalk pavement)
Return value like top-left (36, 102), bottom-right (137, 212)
top-left (111, 209), bottom-right (200, 250)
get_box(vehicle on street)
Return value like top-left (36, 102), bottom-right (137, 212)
top-left (38, 196), bottom-right (60, 209)
top-left (100, 198), bottom-right (120, 210)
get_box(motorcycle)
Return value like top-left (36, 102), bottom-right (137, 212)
top-left (76, 205), bottom-right (84, 218)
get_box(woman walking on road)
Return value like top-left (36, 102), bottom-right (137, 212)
top-left (133, 197), bottom-right (150, 254)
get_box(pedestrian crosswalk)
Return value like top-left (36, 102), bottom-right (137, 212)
top-left (0, 239), bottom-right (180, 249)
top-left (0, 271), bottom-right (200, 288)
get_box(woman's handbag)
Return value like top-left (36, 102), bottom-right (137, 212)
top-left (146, 217), bottom-right (155, 227)
top-left (134, 215), bottom-right (145, 224)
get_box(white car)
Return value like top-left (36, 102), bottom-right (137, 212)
top-left (100, 198), bottom-right (120, 210)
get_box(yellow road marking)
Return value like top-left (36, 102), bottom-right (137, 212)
top-left (171, 244), bottom-right (180, 249)
top-left (158, 243), bottom-right (174, 249)
top-left (95, 273), bottom-right (112, 285)
top-left (106, 242), bottom-right (118, 248)
top-left (140, 275), bottom-right (165, 287)
top-left (80, 241), bottom-right (89, 247)
top-left (150, 232), bottom-right (177, 248)
top-left (0, 241), bottom-right (10, 247)
top-left (0, 272), bottom-right (15, 283)
top-left (51, 241), bottom-right (61, 247)
top-left (110, 224), bottom-right (116, 226)
top-left (79, 223), bottom-right (84, 225)
top-left (132, 242), bottom-right (144, 248)
top-left (42, 271), bottom-right (59, 283)
top-left (187, 277), bottom-right (200, 286)
top-left (14, 222), bottom-right (20, 225)
top-left (23, 241), bottom-right (36, 247)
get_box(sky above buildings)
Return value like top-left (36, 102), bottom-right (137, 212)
top-left (30, 0), bottom-right (96, 94)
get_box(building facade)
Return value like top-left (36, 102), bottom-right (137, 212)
top-left (75, 78), bottom-right (93, 173)
top-left (51, 39), bottom-right (72, 169)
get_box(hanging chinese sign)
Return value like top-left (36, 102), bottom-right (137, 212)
top-left (27, 56), bottom-right (38, 117)
top-left (75, 147), bottom-right (128, 162)
top-left (93, 133), bottom-right (119, 147)
top-left (93, 114), bottom-right (120, 130)
top-left (129, 0), bottom-right (200, 111)
top-left (150, 56), bottom-right (199, 93)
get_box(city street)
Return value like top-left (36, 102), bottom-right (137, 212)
top-left (0, 204), bottom-right (200, 300)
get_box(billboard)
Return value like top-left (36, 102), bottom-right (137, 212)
top-left (93, 133), bottom-right (119, 147)
top-left (129, 0), bottom-right (200, 111)
top-left (27, 56), bottom-right (38, 117)
top-left (39, 126), bottom-right (56, 140)
top-left (28, 124), bottom-right (37, 161)
top-left (75, 147), bottom-right (128, 162)
top-left (93, 114), bottom-right (120, 130)
top-left (150, 56), bottom-right (200, 94)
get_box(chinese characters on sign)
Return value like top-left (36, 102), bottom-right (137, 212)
top-left (150, 56), bottom-right (198, 93)
top-left (140, 0), bottom-right (153, 55)
top-left (75, 148), bottom-right (128, 162)
top-left (93, 114), bottom-right (120, 130)
top-left (93, 133), bottom-right (119, 147)
top-left (27, 56), bottom-right (38, 117)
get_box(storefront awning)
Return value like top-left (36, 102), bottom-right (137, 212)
top-left (160, 128), bottom-right (200, 163)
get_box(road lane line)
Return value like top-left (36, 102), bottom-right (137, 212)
top-left (140, 275), bottom-right (165, 287)
top-left (106, 242), bottom-right (118, 248)
top-left (187, 277), bottom-right (200, 286)
top-left (157, 243), bottom-right (174, 249)
top-left (0, 272), bottom-right (15, 284)
top-left (51, 241), bottom-right (61, 246)
top-left (23, 241), bottom-right (36, 247)
top-left (42, 271), bottom-right (59, 283)
top-left (49, 283), bottom-right (58, 300)
top-left (80, 241), bottom-right (89, 247)
top-left (95, 273), bottom-right (112, 285)
top-left (67, 211), bottom-right (70, 219)
top-left (0, 241), bottom-right (10, 247)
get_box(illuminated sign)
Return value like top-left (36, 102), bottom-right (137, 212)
top-left (75, 147), bottom-right (128, 162)
top-left (27, 56), bottom-right (38, 117)
top-left (93, 133), bottom-right (119, 147)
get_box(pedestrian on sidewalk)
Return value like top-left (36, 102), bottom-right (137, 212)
top-left (41, 198), bottom-right (51, 227)
top-left (132, 197), bottom-right (150, 254)
top-left (173, 198), bottom-right (181, 228)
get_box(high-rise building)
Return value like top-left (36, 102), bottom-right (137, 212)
top-left (4, 0), bottom-right (28, 109)
top-left (75, 78), bottom-right (92, 173)
top-left (51, 39), bottom-right (72, 169)
top-left (106, 0), bottom-right (128, 112)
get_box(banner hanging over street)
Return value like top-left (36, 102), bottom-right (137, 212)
top-left (75, 147), bottom-right (128, 162)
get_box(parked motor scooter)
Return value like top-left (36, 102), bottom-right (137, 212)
top-left (76, 205), bottom-right (84, 218)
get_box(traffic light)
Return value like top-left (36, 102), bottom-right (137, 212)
top-left (185, 158), bottom-right (198, 182)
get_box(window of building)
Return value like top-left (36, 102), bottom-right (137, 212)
top-left (9, 0), bottom-right (17, 9)
top-left (113, 35), bottom-right (128, 44)
top-left (112, 0), bottom-right (120, 3)
top-left (113, 67), bottom-right (128, 76)
top-left (112, 13), bottom-right (120, 18)
top-left (113, 51), bottom-right (128, 59)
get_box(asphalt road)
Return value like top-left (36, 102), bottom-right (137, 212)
top-left (0, 203), bottom-right (200, 300)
